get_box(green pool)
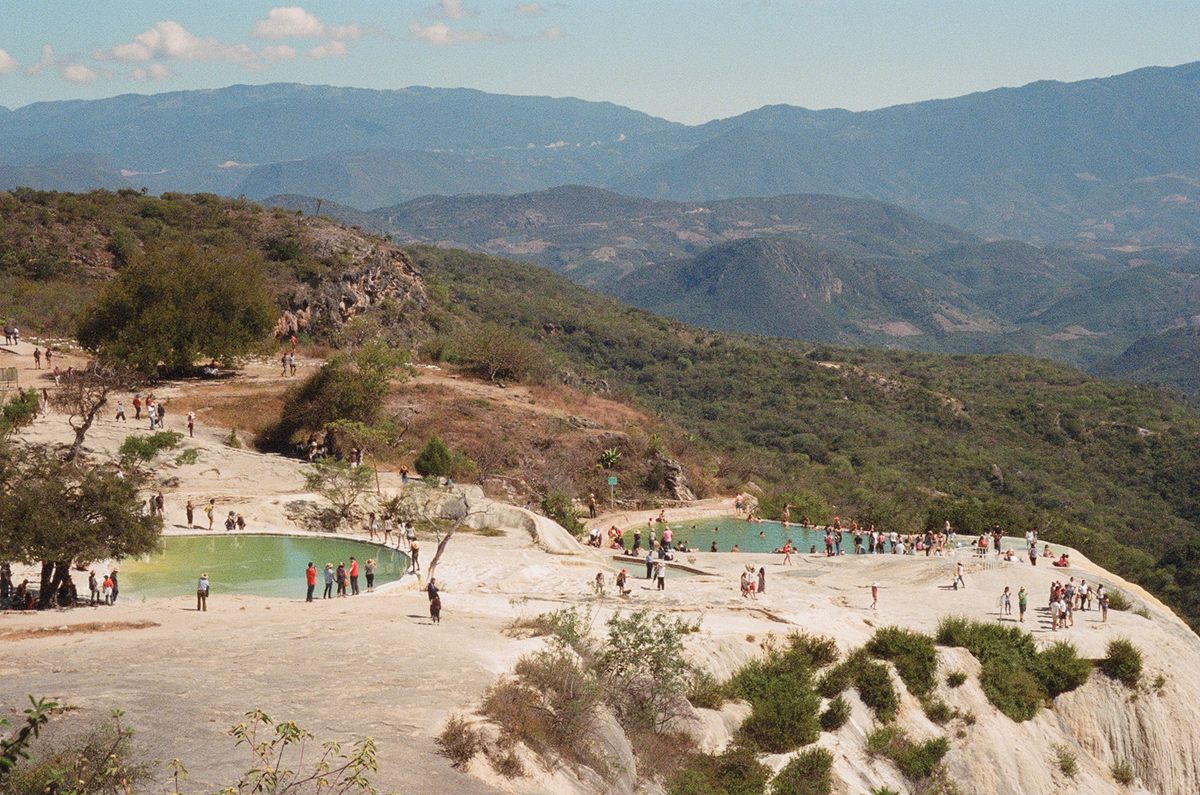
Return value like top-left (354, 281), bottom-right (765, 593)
top-left (117, 534), bottom-right (409, 600)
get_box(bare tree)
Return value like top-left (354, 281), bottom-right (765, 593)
top-left (49, 366), bottom-right (144, 461)
top-left (379, 483), bottom-right (488, 582)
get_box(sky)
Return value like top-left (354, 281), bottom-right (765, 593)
top-left (0, 1), bottom-right (1197, 124)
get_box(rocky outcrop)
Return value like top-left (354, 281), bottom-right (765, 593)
top-left (275, 218), bottom-right (426, 336)
top-left (646, 451), bottom-right (696, 502)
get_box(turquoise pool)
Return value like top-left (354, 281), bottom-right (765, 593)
top-left (625, 517), bottom-right (1045, 556)
top-left (117, 534), bottom-right (409, 600)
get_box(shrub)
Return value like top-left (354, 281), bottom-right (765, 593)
top-left (0, 389), bottom-right (39, 435)
top-left (852, 661), bottom-right (898, 723)
top-left (1106, 590), bottom-right (1132, 611)
top-left (730, 633), bottom-right (832, 752)
top-left (667, 746), bottom-right (771, 795)
top-left (1053, 743), bottom-right (1078, 778)
top-left (455, 322), bottom-right (553, 384)
top-left (598, 611), bottom-right (694, 733)
top-left (483, 647), bottom-right (603, 772)
top-left (769, 746), bottom-right (833, 795)
top-left (867, 627), bottom-right (937, 697)
top-left (819, 695), bottom-right (850, 731)
top-left (866, 726), bottom-right (948, 782)
top-left (485, 738), bottom-right (525, 778)
top-left (225, 428), bottom-right (242, 448)
top-left (174, 447), bottom-right (201, 465)
top-left (415, 436), bottom-right (454, 478)
top-left (436, 715), bottom-right (483, 768)
top-left (945, 670), bottom-right (967, 688)
top-left (1035, 641), bottom-right (1091, 697)
top-left (936, 616), bottom-right (1089, 721)
top-left (1099, 639), bottom-right (1143, 689)
top-left (816, 665), bottom-right (851, 698)
top-left (1111, 758), bottom-right (1135, 786)
top-left (919, 695), bottom-right (953, 725)
top-left (118, 430), bottom-right (183, 463)
top-left (869, 789), bottom-right (902, 795)
top-left (540, 490), bottom-right (583, 535)
top-left (687, 670), bottom-right (730, 710)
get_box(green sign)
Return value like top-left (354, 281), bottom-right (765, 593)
top-left (607, 475), bottom-right (618, 487)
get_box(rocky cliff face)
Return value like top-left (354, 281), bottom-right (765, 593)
top-left (274, 218), bottom-right (426, 337)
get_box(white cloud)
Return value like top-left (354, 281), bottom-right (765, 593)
top-left (408, 22), bottom-right (493, 45)
top-left (539, 26), bottom-right (564, 39)
top-left (131, 63), bottom-right (172, 81)
top-left (105, 21), bottom-right (254, 65)
top-left (429, 0), bottom-right (476, 20)
top-left (27, 44), bottom-right (56, 75)
top-left (62, 64), bottom-right (97, 83)
top-left (252, 7), bottom-right (360, 41)
top-left (306, 41), bottom-right (346, 59)
top-left (0, 48), bottom-right (18, 74)
top-left (514, 2), bottom-right (545, 16)
top-left (261, 44), bottom-right (297, 61)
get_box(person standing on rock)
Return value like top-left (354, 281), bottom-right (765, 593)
top-left (323, 563), bottom-right (334, 599)
top-left (88, 571), bottom-right (99, 605)
top-left (1017, 586), bottom-right (1028, 622)
top-left (115, 400), bottom-right (126, 422)
top-left (654, 559), bottom-right (666, 591)
top-left (33, 348), bottom-right (41, 369)
top-left (365, 559), bottom-right (376, 592)
top-left (954, 561), bottom-right (965, 590)
top-left (349, 557), bottom-right (360, 595)
top-left (870, 581), bottom-right (879, 610)
top-left (588, 493), bottom-right (597, 519)
top-left (757, 567), bottom-right (766, 595)
top-left (305, 562), bottom-right (317, 602)
top-left (204, 498), bottom-right (215, 530)
top-left (335, 563), bottom-right (347, 597)
top-left (187, 411), bottom-right (195, 438)
top-left (1001, 586), bottom-right (1013, 617)
top-left (132, 394), bottom-right (142, 420)
top-left (109, 569), bottom-right (119, 603)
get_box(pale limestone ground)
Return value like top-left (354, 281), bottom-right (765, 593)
top-left (3, 354), bottom-right (1200, 793)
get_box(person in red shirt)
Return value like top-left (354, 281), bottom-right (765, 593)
top-left (349, 557), bottom-right (360, 595)
top-left (305, 562), bottom-right (317, 602)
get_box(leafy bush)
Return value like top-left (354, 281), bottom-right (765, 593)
top-left (819, 695), bottom-right (850, 731)
top-left (436, 715), bottom-right (483, 768)
top-left (816, 665), bottom-right (851, 699)
top-left (1099, 639), bottom-right (1143, 689)
top-left (867, 627), bottom-right (937, 697)
top-left (866, 726), bottom-right (948, 782)
top-left (0, 389), bottom-right (40, 436)
top-left (454, 322), bottom-right (553, 384)
top-left (1035, 641), bottom-right (1091, 697)
top-left (540, 490), bottom-right (583, 535)
top-left (1053, 743), bottom-right (1078, 778)
top-left (935, 616), bottom-right (1090, 721)
top-left (852, 661), bottom-right (898, 723)
top-left (174, 447), bottom-right (201, 466)
top-left (687, 670), bottom-right (730, 710)
top-left (945, 670), bottom-right (967, 688)
top-left (118, 430), bottom-right (183, 463)
top-left (415, 436), bottom-right (454, 478)
top-left (1106, 590), bottom-right (1133, 611)
top-left (730, 634), bottom-right (834, 752)
top-left (1111, 758), bottom-right (1135, 785)
top-left (598, 610), bottom-right (694, 733)
top-left (667, 746), bottom-right (770, 795)
top-left (919, 695), bottom-right (953, 725)
top-left (769, 746), bottom-right (833, 795)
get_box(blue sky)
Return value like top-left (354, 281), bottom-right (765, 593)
top-left (0, 1), bottom-right (1197, 123)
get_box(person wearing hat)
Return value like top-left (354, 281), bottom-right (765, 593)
top-left (197, 572), bottom-right (210, 611)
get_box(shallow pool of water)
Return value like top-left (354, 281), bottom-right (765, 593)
top-left (117, 534), bottom-right (409, 600)
top-left (624, 517), bottom-right (1047, 556)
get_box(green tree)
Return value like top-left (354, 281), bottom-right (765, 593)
top-left (0, 442), bottom-right (161, 609)
top-left (77, 242), bottom-right (275, 373)
top-left (415, 436), bottom-right (453, 478)
top-left (303, 457), bottom-right (376, 529)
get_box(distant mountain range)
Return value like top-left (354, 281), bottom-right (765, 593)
top-left (4, 63), bottom-right (1200, 245)
top-left (268, 185), bottom-right (1200, 390)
